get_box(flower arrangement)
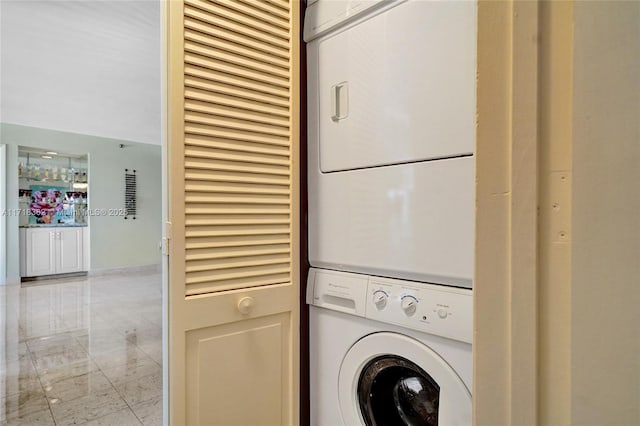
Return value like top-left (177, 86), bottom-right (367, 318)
top-left (30, 188), bottom-right (63, 224)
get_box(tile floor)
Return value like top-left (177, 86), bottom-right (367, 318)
top-left (0, 271), bottom-right (162, 425)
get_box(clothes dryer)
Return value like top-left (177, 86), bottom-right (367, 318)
top-left (305, 0), bottom-right (477, 287)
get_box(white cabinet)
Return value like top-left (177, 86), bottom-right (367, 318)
top-left (20, 227), bottom-right (88, 277)
top-left (23, 227), bottom-right (56, 276)
top-left (57, 228), bottom-right (84, 274)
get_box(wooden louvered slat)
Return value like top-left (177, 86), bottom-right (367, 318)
top-left (185, 64), bottom-right (289, 101)
top-left (186, 204), bottom-right (289, 217)
top-left (185, 92), bottom-right (289, 122)
top-left (213, 0), bottom-right (289, 31)
top-left (185, 87), bottom-right (289, 118)
top-left (186, 253), bottom-right (291, 273)
top-left (186, 0), bottom-right (290, 41)
top-left (184, 16), bottom-right (289, 61)
top-left (186, 137), bottom-right (289, 159)
top-left (186, 265), bottom-right (290, 285)
top-left (185, 170), bottom-right (290, 185)
top-left (185, 52), bottom-right (289, 89)
top-left (185, 123), bottom-right (289, 148)
top-left (184, 27), bottom-right (290, 69)
top-left (265, 0), bottom-right (290, 11)
top-left (185, 110), bottom-right (289, 138)
top-left (184, 181), bottom-right (290, 195)
top-left (185, 235), bottom-right (291, 250)
top-left (184, 158), bottom-right (289, 176)
top-left (185, 193), bottom-right (289, 205)
top-left (185, 215), bottom-right (290, 227)
top-left (237, 0), bottom-right (290, 21)
top-left (185, 273), bottom-right (291, 296)
top-left (184, 3), bottom-right (289, 50)
top-left (185, 39), bottom-right (290, 80)
top-left (180, 0), bottom-right (293, 296)
top-left (186, 244), bottom-right (290, 261)
top-left (186, 222), bottom-right (289, 234)
top-left (185, 146), bottom-right (289, 167)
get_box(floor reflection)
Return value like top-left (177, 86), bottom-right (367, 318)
top-left (0, 271), bottom-right (162, 425)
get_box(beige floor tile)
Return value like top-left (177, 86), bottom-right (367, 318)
top-left (50, 388), bottom-right (128, 426)
top-left (130, 397), bottom-right (162, 426)
top-left (83, 408), bottom-right (142, 426)
top-left (0, 357), bottom-right (38, 381)
top-left (32, 345), bottom-right (89, 372)
top-left (0, 374), bottom-right (42, 399)
top-left (0, 390), bottom-right (49, 423)
top-left (100, 358), bottom-right (161, 389)
top-left (76, 331), bottom-right (132, 356)
top-left (45, 370), bottom-right (114, 404)
top-left (0, 408), bottom-right (55, 426)
top-left (38, 358), bottom-right (100, 386)
top-left (114, 373), bottom-right (162, 406)
top-left (90, 346), bottom-right (154, 372)
top-left (1, 272), bottom-right (162, 425)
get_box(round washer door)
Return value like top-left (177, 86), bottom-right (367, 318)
top-left (339, 332), bottom-right (471, 426)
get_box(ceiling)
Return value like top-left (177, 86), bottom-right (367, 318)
top-left (0, 1), bottom-right (161, 145)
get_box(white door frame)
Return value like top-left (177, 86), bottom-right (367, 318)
top-left (160, 1), bottom-right (169, 425)
top-left (0, 144), bottom-right (7, 284)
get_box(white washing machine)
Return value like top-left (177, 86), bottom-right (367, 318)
top-left (308, 268), bottom-right (472, 426)
top-left (304, 0), bottom-right (477, 288)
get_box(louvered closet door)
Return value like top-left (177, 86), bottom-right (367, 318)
top-left (167, 1), bottom-right (299, 425)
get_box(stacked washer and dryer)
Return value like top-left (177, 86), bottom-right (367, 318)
top-left (304, 0), bottom-right (476, 425)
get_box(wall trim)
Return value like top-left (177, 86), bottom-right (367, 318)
top-left (474, 1), bottom-right (539, 425)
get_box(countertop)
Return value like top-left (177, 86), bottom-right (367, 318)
top-left (20, 224), bottom-right (88, 228)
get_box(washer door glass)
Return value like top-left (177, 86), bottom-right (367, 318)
top-left (358, 355), bottom-right (439, 426)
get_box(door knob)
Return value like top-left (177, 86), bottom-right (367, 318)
top-left (237, 297), bottom-right (254, 315)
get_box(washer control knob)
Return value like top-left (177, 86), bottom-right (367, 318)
top-left (372, 291), bottom-right (388, 309)
top-left (400, 296), bottom-right (418, 316)
top-left (437, 308), bottom-right (448, 319)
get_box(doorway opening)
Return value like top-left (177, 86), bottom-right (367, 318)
top-left (0, 2), bottom-right (164, 424)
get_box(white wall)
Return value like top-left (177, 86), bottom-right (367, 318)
top-left (1, 123), bottom-right (162, 281)
top-left (571, 2), bottom-right (640, 423)
top-left (0, 1), bottom-right (160, 145)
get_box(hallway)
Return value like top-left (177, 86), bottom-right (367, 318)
top-left (0, 270), bottom-right (162, 425)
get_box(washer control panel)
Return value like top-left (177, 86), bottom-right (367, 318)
top-left (365, 278), bottom-right (473, 344)
top-left (308, 268), bottom-right (473, 344)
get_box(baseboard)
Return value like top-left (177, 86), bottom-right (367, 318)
top-left (1, 277), bottom-right (21, 286)
top-left (88, 263), bottom-right (161, 277)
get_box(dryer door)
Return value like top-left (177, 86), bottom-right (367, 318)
top-left (339, 333), bottom-right (471, 426)
top-left (314, 0), bottom-right (476, 172)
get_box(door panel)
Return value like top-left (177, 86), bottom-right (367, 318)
top-left (57, 228), bottom-right (83, 274)
top-left (27, 229), bottom-right (56, 276)
top-left (168, 0), bottom-right (300, 424)
top-left (186, 312), bottom-right (291, 426)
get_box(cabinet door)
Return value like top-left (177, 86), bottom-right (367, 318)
top-left (57, 228), bottom-right (83, 274)
top-left (26, 229), bottom-right (56, 276)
